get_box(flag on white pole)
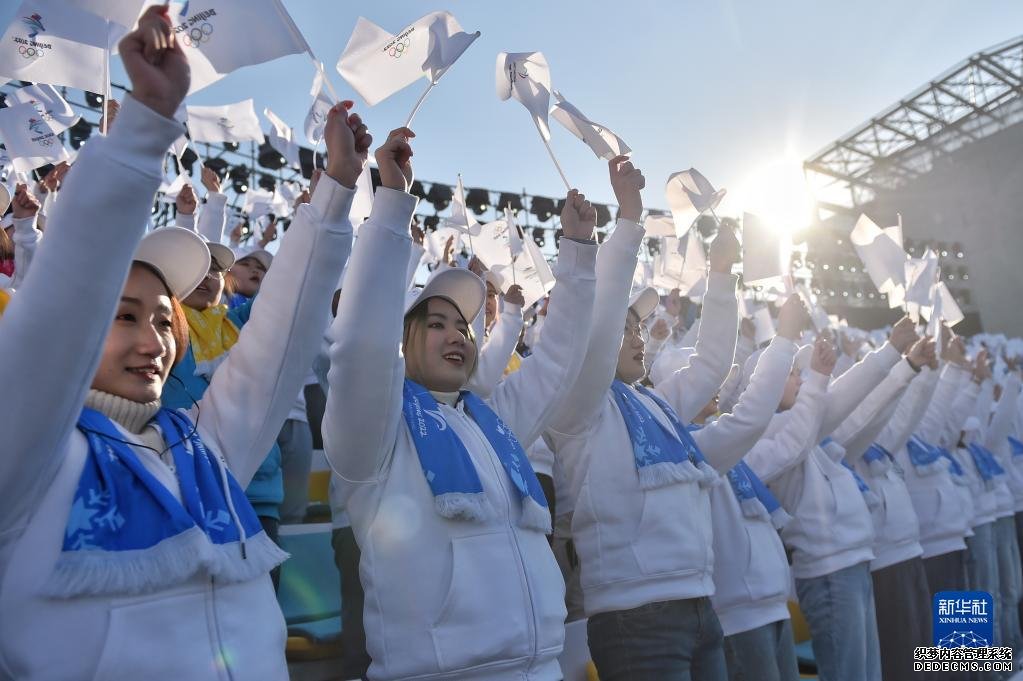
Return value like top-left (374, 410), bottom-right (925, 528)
top-left (509, 236), bottom-right (555, 308)
top-left (0, 101), bottom-right (69, 172)
top-left (166, 0), bottom-right (309, 95)
top-left (741, 212), bottom-right (791, 285)
top-left (7, 83), bottom-right (79, 134)
top-left (665, 168), bottom-right (726, 237)
top-left (337, 11), bottom-right (478, 107)
top-left (550, 91), bottom-right (630, 160)
top-left (506, 207), bottom-right (523, 258)
top-left (187, 99), bottom-right (263, 143)
top-left (441, 175), bottom-right (481, 236)
top-left (424, 226), bottom-right (461, 265)
top-left (304, 64), bottom-right (334, 145)
top-left (495, 51), bottom-right (553, 140)
top-left (849, 213), bottom-right (907, 305)
top-left (263, 107), bottom-right (299, 168)
top-left (924, 281), bottom-right (964, 330)
top-left (904, 248), bottom-right (938, 308)
top-left (0, 0), bottom-right (109, 93)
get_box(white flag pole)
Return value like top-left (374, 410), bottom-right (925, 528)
top-left (404, 81), bottom-right (435, 128)
top-left (100, 23), bottom-right (112, 136)
top-left (534, 120), bottom-right (571, 191)
top-left (456, 174), bottom-right (475, 258)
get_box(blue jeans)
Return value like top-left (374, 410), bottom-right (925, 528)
top-left (722, 619), bottom-right (800, 681)
top-left (795, 561), bottom-right (882, 681)
top-left (587, 597), bottom-right (727, 681)
top-left (995, 516), bottom-right (1023, 650)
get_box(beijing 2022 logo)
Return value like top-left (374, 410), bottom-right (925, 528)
top-left (17, 13), bottom-right (48, 59)
top-left (387, 36), bottom-right (411, 59)
top-left (27, 117), bottom-right (55, 146)
top-left (173, 5), bottom-right (218, 49)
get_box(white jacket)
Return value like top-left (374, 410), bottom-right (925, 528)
top-left (323, 189), bottom-right (597, 681)
top-left (985, 375), bottom-right (1023, 512)
top-left (749, 343), bottom-right (903, 579)
top-left (707, 337), bottom-right (798, 636)
top-left (0, 98), bottom-right (354, 680)
top-left (547, 213), bottom-right (738, 616)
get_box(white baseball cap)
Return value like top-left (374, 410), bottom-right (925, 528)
top-left (0, 184), bottom-right (10, 217)
top-left (133, 227), bottom-right (211, 300)
top-left (628, 286), bottom-right (659, 321)
top-left (207, 242), bottom-right (236, 272)
top-left (404, 267), bottom-right (485, 324)
top-left (233, 246), bottom-right (272, 271)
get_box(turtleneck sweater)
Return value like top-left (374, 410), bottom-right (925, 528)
top-left (82, 389), bottom-right (178, 476)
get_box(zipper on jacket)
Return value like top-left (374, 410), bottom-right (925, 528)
top-left (208, 575), bottom-right (235, 681)
top-left (456, 403), bottom-right (541, 669)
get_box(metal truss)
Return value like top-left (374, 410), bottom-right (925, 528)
top-left (804, 35), bottom-right (1023, 214)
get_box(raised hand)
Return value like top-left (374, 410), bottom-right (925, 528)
top-left (258, 217), bottom-right (278, 247)
top-left (411, 221), bottom-right (425, 246)
top-left (973, 349), bottom-right (992, 383)
top-left (559, 189), bottom-right (597, 241)
top-left (118, 5), bottom-right (189, 118)
top-left (374, 127), bottom-right (415, 193)
top-left (776, 295), bottom-right (811, 341)
top-left (709, 222), bottom-right (740, 273)
top-left (325, 101), bottom-right (372, 189)
top-left (175, 183), bottom-right (197, 216)
top-left (906, 336), bottom-right (936, 371)
top-left (42, 161), bottom-right (70, 194)
top-left (888, 316), bottom-right (919, 354)
top-left (11, 183), bottom-right (40, 219)
top-left (608, 155), bottom-right (644, 223)
top-left (101, 99), bottom-right (120, 131)
top-left (650, 317), bottom-right (670, 342)
top-left (665, 288), bottom-right (683, 317)
top-left (810, 336), bottom-right (837, 376)
top-left (943, 335), bottom-right (968, 367)
top-left (468, 256), bottom-right (487, 278)
top-left (442, 235), bottom-right (456, 267)
top-left (505, 285), bottom-right (525, 307)
top-left (200, 165), bottom-right (222, 194)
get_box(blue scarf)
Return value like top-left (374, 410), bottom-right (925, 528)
top-left (1008, 436), bottom-right (1023, 458)
top-left (934, 445), bottom-right (969, 487)
top-left (966, 442), bottom-right (1005, 487)
top-left (610, 380), bottom-right (718, 490)
top-left (401, 379), bottom-right (550, 532)
top-left (727, 460), bottom-right (791, 529)
top-left (51, 408), bottom-right (287, 597)
top-left (906, 435), bottom-right (945, 476)
top-left (862, 442), bottom-right (893, 477)
top-left (839, 458), bottom-right (880, 508)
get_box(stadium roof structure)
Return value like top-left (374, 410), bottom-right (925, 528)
top-left (804, 35), bottom-right (1023, 217)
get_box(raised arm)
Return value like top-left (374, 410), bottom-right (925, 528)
top-left (694, 337), bottom-right (798, 472)
top-left (818, 316), bottom-right (916, 438)
top-left (322, 128), bottom-right (416, 483)
top-left (9, 185), bottom-right (42, 289)
top-left (467, 291), bottom-right (523, 398)
top-left (198, 104), bottom-right (366, 486)
top-left (655, 226), bottom-right (740, 423)
top-left (0, 9), bottom-right (187, 529)
top-left (917, 358), bottom-right (971, 440)
top-left (174, 182), bottom-right (198, 230)
top-left (197, 166), bottom-right (228, 244)
top-left (745, 341), bottom-right (834, 484)
top-left (985, 373), bottom-right (1021, 453)
top-left (546, 157), bottom-right (645, 435)
top-left (877, 364), bottom-right (939, 455)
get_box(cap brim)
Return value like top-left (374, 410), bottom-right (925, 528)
top-left (208, 243), bottom-right (236, 271)
top-left (0, 184), bottom-right (10, 217)
top-left (133, 227), bottom-right (211, 300)
top-left (405, 267), bottom-right (486, 324)
top-left (628, 286), bottom-right (659, 321)
top-left (234, 247), bottom-right (272, 271)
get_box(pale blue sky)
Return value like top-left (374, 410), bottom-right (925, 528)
top-left (11, 1), bottom-right (1023, 216)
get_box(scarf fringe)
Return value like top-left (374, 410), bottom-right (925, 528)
top-left (739, 497), bottom-right (771, 523)
top-left (46, 527), bottom-right (289, 598)
top-left (769, 506), bottom-right (793, 530)
top-left (434, 492), bottom-right (489, 523)
top-left (866, 457), bottom-right (891, 477)
top-left (696, 460), bottom-right (721, 488)
top-left (912, 460), bottom-right (946, 477)
top-left (638, 460), bottom-right (702, 491)
top-left (863, 489), bottom-right (881, 509)
top-left (520, 497), bottom-right (552, 534)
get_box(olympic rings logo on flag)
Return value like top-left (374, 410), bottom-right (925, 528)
top-left (387, 37), bottom-right (411, 59)
top-left (18, 44), bottom-right (44, 59)
top-left (181, 22), bottom-right (213, 48)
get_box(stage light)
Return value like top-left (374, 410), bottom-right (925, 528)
top-left (465, 188), bottom-right (490, 216)
top-left (223, 142), bottom-right (239, 152)
top-left (696, 214), bottom-right (717, 239)
top-left (647, 237), bottom-right (660, 257)
top-left (497, 192), bottom-right (523, 214)
top-left (85, 91), bottom-right (104, 109)
top-left (554, 229), bottom-right (562, 248)
top-left (531, 196), bottom-right (555, 222)
top-left (203, 157), bottom-right (228, 178)
top-left (178, 148), bottom-right (198, 174)
top-left (423, 215), bottom-right (440, 230)
top-left (258, 174), bottom-right (276, 192)
top-left (532, 227), bottom-right (546, 247)
top-left (258, 141), bottom-right (286, 170)
top-left (230, 165), bottom-right (249, 193)
top-left (409, 181), bottom-right (427, 200)
top-left (69, 119), bottom-right (92, 149)
top-left (427, 183), bottom-right (452, 211)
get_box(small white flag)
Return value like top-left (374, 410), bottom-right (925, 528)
top-left (550, 91), bottom-right (630, 160)
top-left (643, 214), bottom-right (676, 237)
top-left (441, 175), bottom-right (481, 236)
top-left (424, 225), bottom-right (461, 265)
top-left (304, 64), bottom-right (334, 145)
top-left (495, 51), bottom-right (553, 140)
top-left (665, 168), bottom-right (725, 237)
top-left (904, 248), bottom-right (939, 308)
top-left (187, 99), bottom-right (263, 144)
top-left (350, 165), bottom-right (374, 228)
top-left (509, 236), bottom-right (555, 308)
top-left (337, 11), bottom-right (478, 107)
top-left (0, 101), bottom-right (69, 172)
top-left (849, 213), bottom-right (907, 303)
top-left (7, 83), bottom-right (79, 134)
top-left (0, 0), bottom-right (110, 94)
top-left (506, 207), bottom-right (523, 258)
top-left (67, 0), bottom-right (145, 32)
top-left (264, 107), bottom-right (299, 168)
top-left (166, 0), bottom-right (309, 95)
top-left (925, 281), bottom-right (964, 331)
top-left (741, 212), bottom-right (791, 285)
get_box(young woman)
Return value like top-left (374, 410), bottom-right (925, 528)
top-left (323, 129), bottom-right (599, 680)
top-left (0, 9), bottom-right (365, 678)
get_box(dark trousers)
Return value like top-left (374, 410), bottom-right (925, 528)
top-left (587, 597), bottom-right (728, 681)
top-left (332, 526), bottom-right (370, 680)
top-left (923, 550), bottom-right (968, 595)
top-left (258, 515), bottom-right (281, 592)
top-left (872, 557), bottom-right (932, 681)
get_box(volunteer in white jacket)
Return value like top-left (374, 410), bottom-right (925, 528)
top-left (546, 172), bottom-right (740, 680)
top-left (323, 130), bottom-right (600, 681)
top-left (0, 12), bottom-right (362, 680)
top-left (834, 336), bottom-right (936, 681)
top-left (747, 317), bottom-right (919, 681)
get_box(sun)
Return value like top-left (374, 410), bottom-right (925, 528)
top-left (731, 154), bottom-right (814, 236)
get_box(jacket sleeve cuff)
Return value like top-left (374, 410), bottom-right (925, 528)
top-left (553, 237), bottom-right (597, 279)
top-left (11, 215), bottom-right (38, 237)
top-left (102, 96), bottom-right (185, 175)
top-left (175, 212), bottom-right (196, 229)
top-left (607, 218), bottom-right (644, 255)
top-left (891, 358), bottom-right (918, 384)
top-left (310, 173), bottom-right (356, 230)
top-left (368, 187), bottom-right (418, 239)
top-left (206, 192), bottom-right (228, 209)
top-left (502, 302), bottom-right (523, 319)
top-left (805, 370), bottom-right (830, 392)
top-left (768, 335), bottom-right (798, 357)
top-left (876, 341), bottom-right (903, 368)
top-left (704, 270), bottom-right (738, 303)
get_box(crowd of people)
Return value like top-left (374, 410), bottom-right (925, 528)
top-left (3, 7), bottom-right (1023, 681)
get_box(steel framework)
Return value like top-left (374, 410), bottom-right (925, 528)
top-left (804, 35), bottom-right (1023, 215)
